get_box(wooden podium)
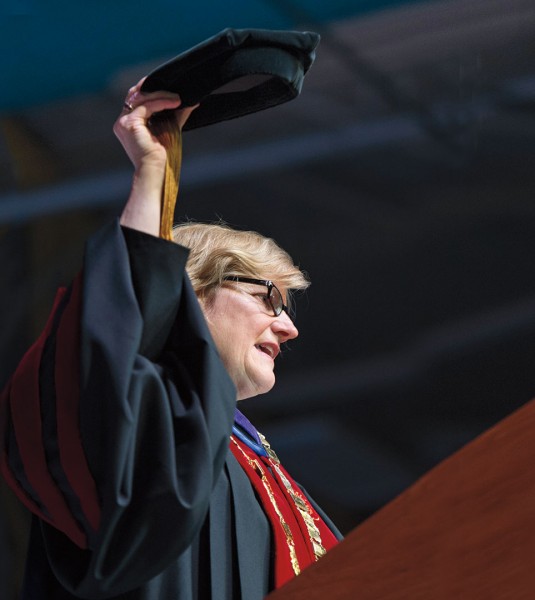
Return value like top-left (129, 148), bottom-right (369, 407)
top-left (269, 398), bottom-right (535, 599)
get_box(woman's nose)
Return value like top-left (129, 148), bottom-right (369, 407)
top-left (272, 310), bottom-right (299, 342)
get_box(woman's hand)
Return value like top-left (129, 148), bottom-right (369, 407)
top-left (115, 77), bottom-right (197, 236)
top-left (113, 77), bottom-right (195, 172)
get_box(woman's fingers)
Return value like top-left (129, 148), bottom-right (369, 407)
top-left (122, 89), bottom-right (182, 112)
top-left (114, 94), bottom-right (180, 141)
top-left (114, 76), bottom-right (199, 170)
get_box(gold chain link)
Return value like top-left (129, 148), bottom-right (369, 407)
top-left (230, 437), bottom-right (301, 576)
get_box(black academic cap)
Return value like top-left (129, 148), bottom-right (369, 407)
top-left (140, 28), bottom-right (320, 130)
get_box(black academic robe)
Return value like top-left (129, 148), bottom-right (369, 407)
top-left (1, 221), bottom-right (340, 600)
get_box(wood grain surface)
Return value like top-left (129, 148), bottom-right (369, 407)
top-left (269, 398), bottom-right (535, 599)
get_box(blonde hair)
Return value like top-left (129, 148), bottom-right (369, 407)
top-left (172, 222), bottom-right (309, 302)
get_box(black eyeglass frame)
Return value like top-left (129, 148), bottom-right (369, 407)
top-left (223, 276), bottom-right (291, 318)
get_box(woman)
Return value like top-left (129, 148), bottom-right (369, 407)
top-left (0, 80), bottom-right (341, 599)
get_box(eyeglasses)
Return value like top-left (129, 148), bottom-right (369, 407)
top-left (223, 276), bottom-right (291, 319)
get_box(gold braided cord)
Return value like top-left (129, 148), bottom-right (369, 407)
top-left (149, 113), bottom-right (183, 241)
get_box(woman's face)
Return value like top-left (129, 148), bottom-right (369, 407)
top-left (201, 281), bottom-right (299, 400)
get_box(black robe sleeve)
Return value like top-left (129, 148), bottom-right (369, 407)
top-left (0, 221), bottom-right (237, 598)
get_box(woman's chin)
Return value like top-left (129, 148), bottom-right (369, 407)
top-left (237, 372), bottom-right (276, 401)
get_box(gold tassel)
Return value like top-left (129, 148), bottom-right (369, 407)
top-left (150, 113), bottom-right (183, 241)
